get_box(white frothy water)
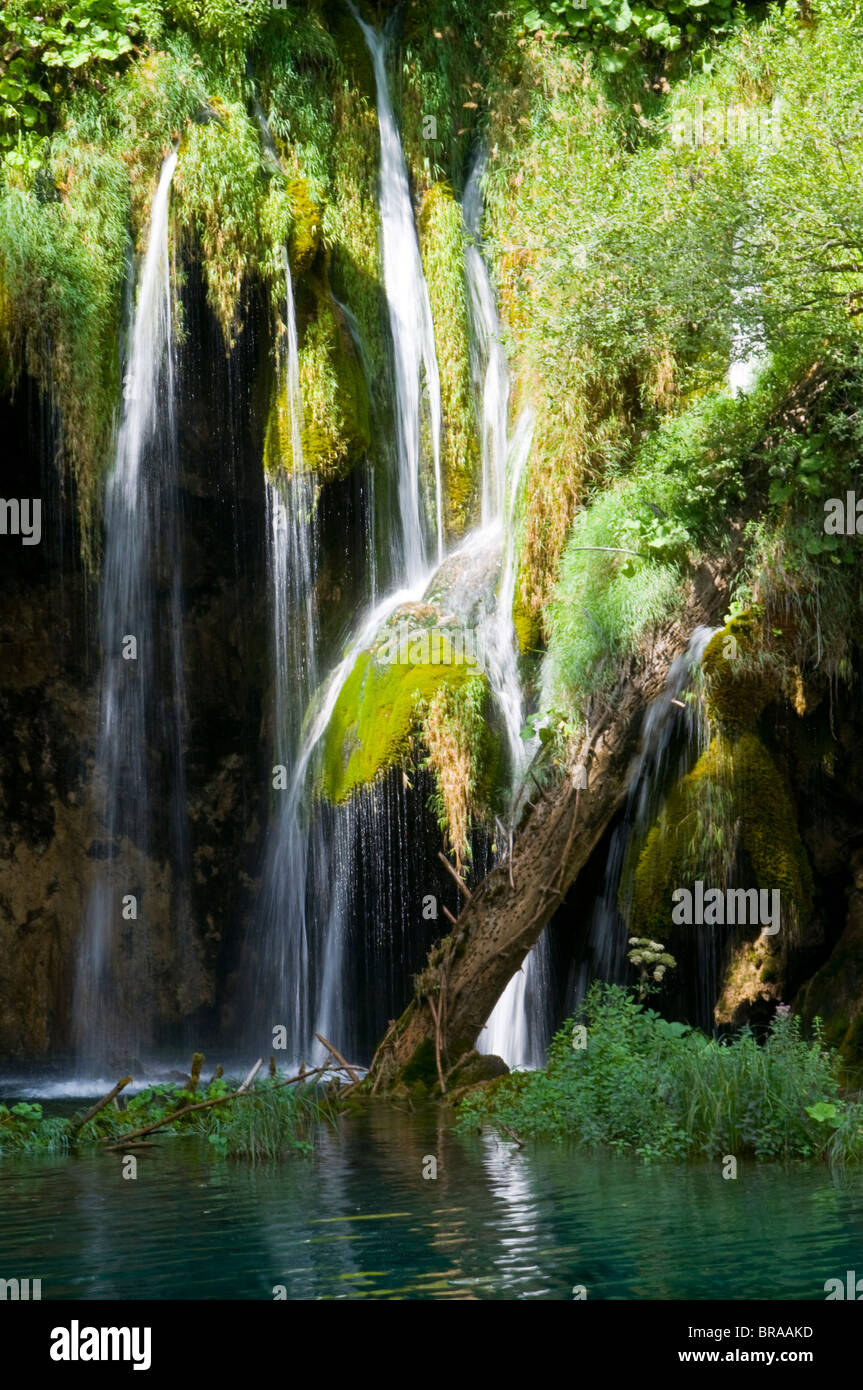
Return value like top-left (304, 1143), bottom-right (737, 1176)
top-left (76, 151), bottom-right (180, 1064)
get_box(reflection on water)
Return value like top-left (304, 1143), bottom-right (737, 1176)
top-left (1, 1103), bottom-right (862, 1300)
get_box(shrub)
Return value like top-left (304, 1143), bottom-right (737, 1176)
top-left (456, 982), bottom-right (863, 1163)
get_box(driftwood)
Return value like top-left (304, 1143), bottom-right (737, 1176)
top-left (314, 1033), bottom-right (360, 1084)
top-left (67, 1045), bottom-right (364, 1156)
top-left (69, 1078), bottom-right (132, 1135)
top-left (238, 1058), bottom-right (263, 1093)
top-left (100, 1056), bottom-right (326, 1152)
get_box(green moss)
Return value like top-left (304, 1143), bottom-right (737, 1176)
top-left (320, 635), bottom-right (479, 804)
top-left (701, 611), bottom-right (774, 728)
top-left (399, 1037), bottom-right (439, 1090)
top-left (289, 284), bottom-right (370, 480)
top-left (629, 730), bottom-right (814, 938)
top-left (283, 173), bottom-right (322, 275)
top-left (0, 146), bottom-right (130, 564)
top-left (418, 181), bottom-right (479, 535)
top-left (174, 98), bottom-right (281, 343)
top-left (327, 83), bottom-right (387, 395)
top-left (512, 588), bottom-right (542, 655)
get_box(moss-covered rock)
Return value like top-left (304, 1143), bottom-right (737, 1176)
top-left (714, 931), bottom-right (785, 1026)
top-left (701, 611), bottom-right (774, 728)
top-left (284, 174), bottom-right (323, 276)
top-left (265, 283), bottom-right (371, 481)
top-left (319, 631), bottom-right (481, 804)
top-left (512, 585), bottom-right (543, 655)
top-left (418, 181), bottom-right (479, 536)
top-left (629, 730), bottom-right (814, 939)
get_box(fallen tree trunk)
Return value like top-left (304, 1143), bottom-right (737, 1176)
top-left (368, 565), bottom-right (731, 1094)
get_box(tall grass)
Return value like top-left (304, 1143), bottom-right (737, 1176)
top-left (207, 1079), bottom-right (340, 1162)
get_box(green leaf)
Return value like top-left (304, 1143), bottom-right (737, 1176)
top-left (612, 0), bottom-right (633, 31)
top-left (599, 47), bottom-right (628, 72)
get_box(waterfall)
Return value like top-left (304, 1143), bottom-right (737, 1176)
top-left (569, 626), bottom-right (717, 1020)
top-left (76, 150), bottom-right (181, 1064)
top-left (279, 10), bottom-right (446, 1059)
top-left (352, 7), bottom-right (443, 579)
top-left (251, 246), bottom-right (323, 1059)
top-left (461, 157), bottom-right (549, 1069)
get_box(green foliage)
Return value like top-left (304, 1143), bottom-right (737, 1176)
top-left (456, 983), bottom-right (863, 1163)
top-left (205, 1078), bottom-right (338, 1161)
top-left (162, 0), bottom-right (271, 50)
top-left (419, 182), bottom-right (479, 534)
top-left (0, 1101), bottom-right (71, 1154)
top-left (0, 1075), bottom-right (336, 1159)
top-left (1, 0), bottom-right (139, 164)
top-left (399, 0), bottom-right (505, 188)
top-left (174, 98), bottom-right (288, 340)
top-left (0, 142), bottom-right (130, 558)
top-left (520, 0), bottom-right (738, 72)
top-left (540, 485), bottom-right (686, 731)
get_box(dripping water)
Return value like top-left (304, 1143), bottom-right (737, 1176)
top-left (252, 250), bottom-right (322, 1059)
top-left (568, 626), bottom-right (718, 1024)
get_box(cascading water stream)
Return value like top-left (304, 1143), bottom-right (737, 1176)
top-left (76, 150), bottom-right (181, 1064)
top-left (252, 18), bottom-right (447, 1061)
top-left (351, 6), bottom-right (443, 579)
top-left (252, 239), bottom-right (323, 1057)
top-left (461, 157), bottom-right (549, 1068)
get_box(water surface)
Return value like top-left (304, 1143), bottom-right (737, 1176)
top-left (1, 1104), bottom-right (861, 1300)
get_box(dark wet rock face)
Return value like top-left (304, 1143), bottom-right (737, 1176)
top-left (0, 275), bottom-right (272, 1059)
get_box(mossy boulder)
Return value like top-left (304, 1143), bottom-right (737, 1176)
top-left (285, 175), bottom-right (323, 276)
top-left (445, 1049), bottom-right (509, 1091)
top-left (701, 611), bottom-right (774, 728)
top-left (629, 730), bottom-right (814, 939)
top-left (319, 630), bottom-right (482, 804)
top-left (714, 932), bottom-right (786, 1026)
top-left (513, 585), bottom-right (542, 655)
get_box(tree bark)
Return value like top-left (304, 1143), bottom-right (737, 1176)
top-left (368, 564), bottom-right (730, 1092)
